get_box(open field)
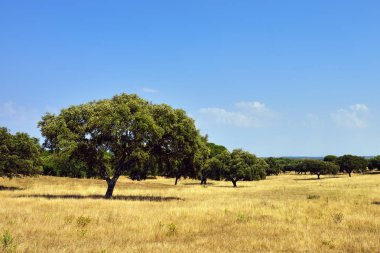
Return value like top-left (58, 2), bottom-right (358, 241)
top-left (0, 173), bottom-right (379, 253)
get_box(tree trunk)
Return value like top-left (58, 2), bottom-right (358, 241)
top-left (105, 180), bottom-right (116, 199)
top-left (317, 174), bottom-right (320, 179)
top-left (348, 171), bottom-right (352, 177)
top-left (175, 176), bottom-right (179, 185)
top-left (232, 179), bottom-right (237, 187)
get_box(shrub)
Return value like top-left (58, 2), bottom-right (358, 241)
top-left (2, 230), bottom-right (16, 252)
top-left (307, 194), bottom-right (321, 200)
top-left (332, 212), bottom-right (344, 224)
top-left (76, 215), bottom-right (91, 228)
top-left (167, 223), bottom-right (177, 236)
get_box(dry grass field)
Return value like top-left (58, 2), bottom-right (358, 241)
top-left (0, 173), bottom-right (379, 253)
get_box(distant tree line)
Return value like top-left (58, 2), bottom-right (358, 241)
top-left (263, 154), bottom-right (376, 179)
top-left (1, 93), bottom-right (379, 198)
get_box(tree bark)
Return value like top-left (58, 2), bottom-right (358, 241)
top-left (348, 171), bottom-right (352, 177)
top-left (317, 174), bottom-right (320, 179)
top-left (105, 179), bottom-right (116, 199)
top-left (232, 179), bottom-right (237, 187)
top-left (104, 166), bottom-right (122, 199)
top-left (175, 176), bottom-right (179, 185)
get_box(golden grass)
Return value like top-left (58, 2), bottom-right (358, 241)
top-left (0, 173), bottom-right (379, 253)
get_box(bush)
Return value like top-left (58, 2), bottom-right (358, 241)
top-left (2, 230), bottom-right (16, 252)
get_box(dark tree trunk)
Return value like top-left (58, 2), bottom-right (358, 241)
top-left (200, 176), bottom-right (207, 185)
top-left (232, 179), bottom-right (237, 187)
top-left (105, 179), bottom-right (116, 199)
top-left (175, 176), bottom-right (179, 185)
top-left (317, 174), bottom-right (320, 179)
top-left (348, 171), bottom-right (352, 177)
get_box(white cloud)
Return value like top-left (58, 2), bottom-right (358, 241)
top-left (142, 88), bottom-right (158, 93)
top-left (331, 104), bottom-right (370, 128)
top-left (235, 101), bottom-right (266, 110)
top-left (199, 101), bottom-right (277, 128)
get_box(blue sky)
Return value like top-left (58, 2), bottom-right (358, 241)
top-left (1, 1), bottom-right (379, 157)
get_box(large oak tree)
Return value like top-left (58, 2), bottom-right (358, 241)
top-left (39, 93), bottom-right (204, 198)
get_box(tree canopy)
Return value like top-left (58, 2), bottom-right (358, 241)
top-left (38, 93), bottom-right (206, 198)
top-left (336, 155), bottom-right (368, 177)
top-left (150, 104), bottom-right (208, 185)
top-left (368, 156), bottom-right (380, 171)
top-left (265, 157), bottom-right (281, 176)
top-left (0, 127), bottom-right (42, 178)
top-left (324, 155), bottom-right (338, 163)
top-left (224, 149), bottom-right (267, 187)
top-left (299, 160), bottom-right (339, 179)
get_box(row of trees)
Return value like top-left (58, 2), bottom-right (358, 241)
top-left (324, 155), bottom-right (369, 177)
top-left (37, 93), bottom-right (270, 197)
top-left (201, 147), bottom-right (267, 187)
top-left (263, 154), bottom-right (377, 179)
top-left (1, 93), bottom-right (379, 197)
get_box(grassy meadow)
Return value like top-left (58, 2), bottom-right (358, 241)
top-left (0, 173), bottom-right (379, 253)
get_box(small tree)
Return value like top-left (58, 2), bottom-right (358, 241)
top-left (0, 127), bottom-right (42, 178)
top-left (301, 160), bottom-right (339, 179)
top-left (150, 104), bottom-right (207, 185)
top-left (198, 142), bottom-right (227, 185)
top-left (201, 150), bottom-right (230, 184)
top-left (336, 155), bottom-right (368, 177)
top-left (223, 149), bottom-right (266, 187)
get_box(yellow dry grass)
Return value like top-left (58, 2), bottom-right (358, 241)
top-left (0, 173), bottom-right (379, 253)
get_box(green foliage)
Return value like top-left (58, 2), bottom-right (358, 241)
top-left (265, 157), bottom-right (281, 176)
top-left (1, 230), bottom-right (16, 252)
top-left (38, 93), bottom-right (205, 197)
top-left (368, 156), bottom-right (380, 171)
top-left (207, 142), bottom-right (228, 158)
top-left (151, 104), bottom-right (208, 184)
top-left (200, 149), bottom-right (268, 186)
top-left (324, 155), bottom-right (338, 163)
top-left (167, 223), bottom-right (177, 236)
top-left (299, 160), bottom-right (339, 179)
top-left (336, 155), bottom-right (368, 177)
top-left (224, 149), bottom-right (267, 187)
top-left (203, 154), bottom-right (227, 181)
top-left (0, 127), bottom-right (42, 178)
top-left (41, 151), bottom-right (88, 178)
top-left (76, 216), bottom-right (91, 228)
